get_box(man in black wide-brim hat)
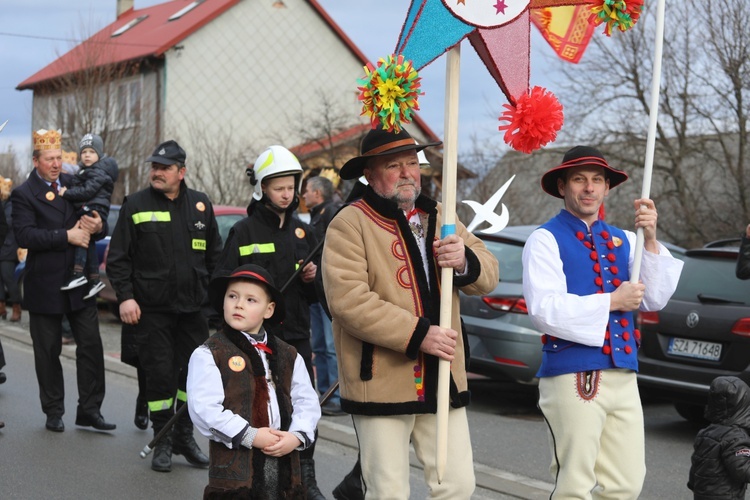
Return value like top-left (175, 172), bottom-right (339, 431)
top-left (322, 125), bottom-right (499, 498)
top-left (523, 145), bottom-right (684, 499)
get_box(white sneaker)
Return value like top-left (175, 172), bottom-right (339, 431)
top-left (61, 273), bottom-right (88, 291)
top-left (83, 280), bottom-right (106, 300)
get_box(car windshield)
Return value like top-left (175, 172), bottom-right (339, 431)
top-left (482, 239), bottom-right (524, 283)
top-left (672, 254), bottom-right (750, 304)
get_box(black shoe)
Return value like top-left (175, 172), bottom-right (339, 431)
top-left (61, 272), bottom-right (87, 291)
top-left (45, 415), bottom-right (65, 432)
top-left (151, 432), bottom-right (173, 473)
top-left (134, 403), bottom-right (149, 430)
top-left (332, 460), bottom-right (365, 500)
top-left (173, 434), bottom-right (209, 467)
top-left (301, 458), bottom-right (326, 500)
top-left (322, 401), bottom-right (346, 417)
top-left (0, 372), bottom-right (6, 384)
top-left (75, 413), bottom-right (116, 431)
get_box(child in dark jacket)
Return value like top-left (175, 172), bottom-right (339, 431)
top-left (689, 376), bottom-right (750, 499)
top-left (59, 133), bottom-right (118, 299)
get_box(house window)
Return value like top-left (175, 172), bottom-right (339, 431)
top-left (111, 15), bottom-right (148, 37)
top-left (115, 80), bottom-right (142, 127)
top-left (168, 0), bottom-right (205, 21)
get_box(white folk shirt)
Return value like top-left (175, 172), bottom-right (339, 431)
top-left (187, 331), bottom-right (321, 449)
top-left (522, 227), bottom-right (684, 347)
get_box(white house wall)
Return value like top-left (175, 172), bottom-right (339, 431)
top-left (163, 0), bottom-right (366, 161)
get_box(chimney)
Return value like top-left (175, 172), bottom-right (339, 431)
top-left (117, 0), bottom-right (135, 18)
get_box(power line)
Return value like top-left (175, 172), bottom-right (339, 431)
top-left (0, 31), bottom-right (158, 49)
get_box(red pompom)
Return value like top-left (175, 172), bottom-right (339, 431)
top-left (498, 86), bottom-right (564, 154)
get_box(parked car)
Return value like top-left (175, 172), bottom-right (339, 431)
top-left (98, 204), bottom-right (247, 315)
top-left (459, 225), bottom-right (541, 383)
top-left (460, 225), bottom-right (686, 385)
top-left (637, 243), bottom-right (750, 422)
top-left (14, 205), bottom-right (121, 297)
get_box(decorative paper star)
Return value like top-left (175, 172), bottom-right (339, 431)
top-left (396, 0), bottom-right (589, 107)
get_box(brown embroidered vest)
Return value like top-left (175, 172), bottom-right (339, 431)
top-left (203, 329), bottom-right (304, 499)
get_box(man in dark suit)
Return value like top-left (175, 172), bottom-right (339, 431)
top-left (11, 128), bottom-right (115, 433)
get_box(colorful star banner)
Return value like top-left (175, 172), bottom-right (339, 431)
top-left (391, 0), bottom-right (643, 153)
top-left (395, 0), bottom-right (535, 107)
top-left (531, 5), bottom-right (596, 64)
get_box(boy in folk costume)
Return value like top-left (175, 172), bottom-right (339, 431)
top-left (187, 264), bottom-right (320, 499)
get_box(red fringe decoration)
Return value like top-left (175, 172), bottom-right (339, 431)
top-left (498, 86), bottom-right (564, 154)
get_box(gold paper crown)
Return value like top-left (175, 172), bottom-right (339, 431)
top-left (62, 150), bottom-right (78, 165)
top-left (33, 129), bottom-right (62, 151)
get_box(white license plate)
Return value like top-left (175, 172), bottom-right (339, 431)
top-left (667, 337), bottom-right (722, 361)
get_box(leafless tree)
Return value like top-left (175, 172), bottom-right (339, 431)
top-left (281, 91), bottom-right (359, 169)
top-left (550, 0), bottom-right (749, 247)
top-left (183, 122), bottom-right (258, 206)
top-left (29, 19), bottom-right (158, 203)
top-left (0, 144), bottom-right (27, 186)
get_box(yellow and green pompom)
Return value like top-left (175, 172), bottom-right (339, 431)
top-left (357, 54), bottom-right (422, 133)
top-left (589, 0), bottom-right (643, 36)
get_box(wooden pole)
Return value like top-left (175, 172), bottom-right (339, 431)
top-left (630, 0), bottom-right (665, 282)
top-left (436, 43), bottom-right (460, 483)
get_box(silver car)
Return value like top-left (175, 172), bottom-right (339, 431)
top-left (460, 225), bottom-right (542, 384)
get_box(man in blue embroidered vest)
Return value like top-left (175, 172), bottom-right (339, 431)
top-left (522, 146), bottom-right (684, 499)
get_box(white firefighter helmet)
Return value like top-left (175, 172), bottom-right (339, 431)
top-left (246, 145), bottom-right (303, 201)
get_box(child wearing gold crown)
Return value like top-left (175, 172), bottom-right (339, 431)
top-left (58, 133), bottom-right (119, 299)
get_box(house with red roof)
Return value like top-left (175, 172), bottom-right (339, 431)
top-left (17, 0), bottom-right (441, 203)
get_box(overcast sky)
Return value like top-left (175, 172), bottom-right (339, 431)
top-left (0, 0), bottom-right (560, 158)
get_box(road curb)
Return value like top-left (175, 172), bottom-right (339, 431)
top-left (0, 322), bottom-right (553, 499)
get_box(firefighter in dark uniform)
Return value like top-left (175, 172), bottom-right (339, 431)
top-left (214, 145), bottom-right (325, 499)
top-left (107, 140), bottom-right (221, 473)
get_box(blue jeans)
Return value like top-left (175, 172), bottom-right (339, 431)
top-left (309, 302), bottom-right (339, 405)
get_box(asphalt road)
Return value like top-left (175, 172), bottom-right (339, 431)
top-left (2, 306), bottom-right (736, 499)
top-left (0, 308), bottom-right (523, 499)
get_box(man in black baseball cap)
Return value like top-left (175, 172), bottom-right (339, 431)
top-left (144, 140), bottom-right (187, 200)
top-left (107, 137), bottom-right (222, 472)
top-left (146, 140), bottom-right (186, 166)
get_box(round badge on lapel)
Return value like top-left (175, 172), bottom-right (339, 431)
top-left (46, 192), bottom-right (55, 201)
top-left (196, 201), bottom-right (205, 212)
top-left (295, 228), bottom-right (305, 239)
top-left (228, 356), bottom-right (246, 372)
